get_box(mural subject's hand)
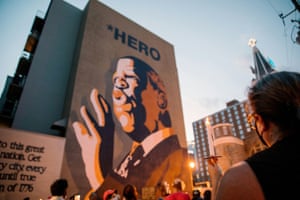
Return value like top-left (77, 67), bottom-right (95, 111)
top-left (72, 88), bottom-right (115, 190)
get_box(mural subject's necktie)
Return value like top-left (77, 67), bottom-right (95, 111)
top-left (114, 144), bottom-right (144, 178)
top-left (130, 145), bottom-right (144, 166)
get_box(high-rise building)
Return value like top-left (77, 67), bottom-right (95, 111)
top-left (0, 14), bottom-right (45, 126)
top-left (192, 100), bottom-right (255, 186)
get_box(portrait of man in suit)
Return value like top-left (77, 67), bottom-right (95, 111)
top-left (72, 56), bottom-right (190, 199)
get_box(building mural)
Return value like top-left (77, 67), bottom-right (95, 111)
top-left (62, 1), bottom-right (191, 199)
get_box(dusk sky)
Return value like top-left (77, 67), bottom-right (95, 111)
top-left (1, 0), bottom-right (299, 141)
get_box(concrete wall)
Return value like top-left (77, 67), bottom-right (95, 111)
top-left (12, 0), bottom-right (83, 136)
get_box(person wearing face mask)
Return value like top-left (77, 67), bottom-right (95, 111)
top-left (208, 71), bottom-right (300, 200)
top-left (103, 189), bottom-right (120, 200)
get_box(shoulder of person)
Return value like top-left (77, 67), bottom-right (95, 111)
top-left (216, 161), bottom-right (264, 200)
top-left (165, 193), bottom-right (175, 200)
top-left (183, 193), bottom-right (191, 200)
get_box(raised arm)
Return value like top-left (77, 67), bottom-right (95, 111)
top-left (72, 88), bottom-right (115, 190)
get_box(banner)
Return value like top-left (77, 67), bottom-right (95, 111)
top-left (0, 128), bottom-right (65, 200)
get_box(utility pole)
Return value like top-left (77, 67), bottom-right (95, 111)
top-left (292, 0), bottom-right (300, 12)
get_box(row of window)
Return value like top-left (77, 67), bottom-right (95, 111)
top-left (192, 100), bottom-right (253, 181)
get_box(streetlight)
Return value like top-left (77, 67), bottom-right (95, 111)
top-left (189, 161), bottom-right (195, 169)
top-left (188, 160), bottom-right (195, 190)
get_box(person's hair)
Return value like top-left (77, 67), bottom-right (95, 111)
top-left (90, 192), bottom-right (99, 200)
top-left (122, 184), bottom-right (137, 200)
top-left (203, 190), bottom-right (211, 200)
top-left (172, 178), bottom-right (185, 191)
top-left (50, 178), bottom-right (68, 196)
top-left (156, 181), bottom-right (169, 196)
top-left (192, 189), bottom-right (201, 197)
top-left (247, 71), bottom-right (300, 136)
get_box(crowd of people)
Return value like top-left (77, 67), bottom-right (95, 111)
top-left (47, 178), bottom-right (211, 200)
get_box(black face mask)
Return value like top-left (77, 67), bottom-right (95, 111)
top-left (247, 112), bottom-right (268, 147)
top-left (254, 123), bottom-right (268, 147)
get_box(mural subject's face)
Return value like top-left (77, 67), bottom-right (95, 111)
top-left (112, 58), bottom-right (140, 133)
top-left (112, 57), bottom-right (165, 139)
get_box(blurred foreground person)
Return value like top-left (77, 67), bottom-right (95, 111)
top-left (208, 71), bottom-right (300, 200)
top-left (49, 179), bottom-right (68, 200)
top-left (165, 179), bottom-right (190, 200)
top-left (202, 190), bottom-right (211, 200)
top-left (156, 181), bottom-right (170, 200)
top-left (103, 189), bottom-right (120, 200)
top-left (192, 190), bottom-right (202, 200)
top-left (122, 184), bottom-right (139, 200)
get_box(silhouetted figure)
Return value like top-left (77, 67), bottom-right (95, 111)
top-left (49, 178), bottom-right (68, 200)
top-left (122, 184), bottom-right (138, 200)
top-left (192, 190), bottom-right (202, 200)
top-left (103, 189), bottom-right (120, 200)
top-left (165, 179), bottom-right (190, 200)
top-left (156, 181), bottom-right (170, 200)
top-left (203, 190), bottom-right (211, 200)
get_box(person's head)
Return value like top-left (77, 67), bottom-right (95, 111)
top-left (203, 190), bottom-right (211, 200)
top-left (50, 178), bottom-right (68, 197)
top-left (89, 192), bottom-right (98, 200)
top-left (192, 190), bottom-right (201, 199)
top-left (122, 184), bottom-right (138, 200)
top-left (156, 181), bottom-right (170, 197)
top-left (172, 178), bottom-right (185, 192)
top-left (247, 71), bottom-right (300, 147)
top-left (103, 189), bottom-right (119, 200)
top-left (112, 56), bottom-right (171, 142)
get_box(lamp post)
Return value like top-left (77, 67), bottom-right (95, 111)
top-left (189, 160), bottom-right (195, 190)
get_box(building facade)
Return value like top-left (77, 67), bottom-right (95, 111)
top-left (0, 0), bottom-right (192, 199)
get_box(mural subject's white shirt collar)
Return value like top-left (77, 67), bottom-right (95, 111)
top-left (114, 127), bottom-right (174, 178)
top-left (140, 127), bottom-right (174, 156)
